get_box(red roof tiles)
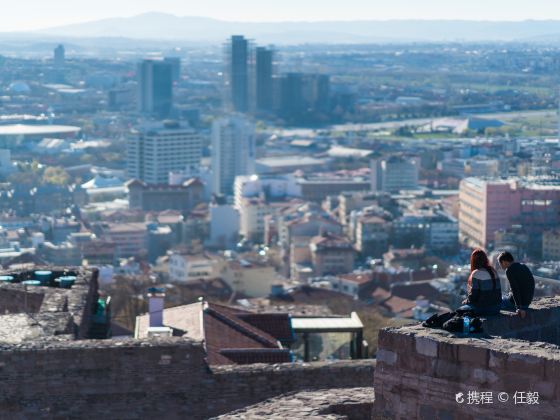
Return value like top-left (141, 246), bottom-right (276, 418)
top-left (203, 303), bottom-right (293, 365)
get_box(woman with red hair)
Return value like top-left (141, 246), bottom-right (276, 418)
top-left (458, 249), bottom-right (502, 316)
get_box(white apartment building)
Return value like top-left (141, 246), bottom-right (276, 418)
top-left (168, 250), bottom-right (283, 298)
top-left (233, 174), bottom-right (301, 208)
top-left (211, 115), bottom-right (255, 195)
top-left (127, 120), bottom-right (201, 184)
top-left (238, 197), bottom-right (270, 242)
top-left (168, 252), bottom-right (220, 283)
top-left (208, 202), bottom-right (240, 249)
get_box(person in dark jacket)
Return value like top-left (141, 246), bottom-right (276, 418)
top-left (497, 251), bottom-right (535, 319)
top-left (458, 249), bottom-right (501, 316)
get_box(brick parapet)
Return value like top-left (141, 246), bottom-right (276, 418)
top-left (0, 336), bottom-right (375, 418)
top-left (374, 297), bottom-right (560, 419)
top-left (214, 387), bottom-right (374, 419)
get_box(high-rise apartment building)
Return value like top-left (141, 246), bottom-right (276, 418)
top-left (459, 177), bottom-right (560, 251)
top-left (278, 73), bottom-right (331, 122)
top-left (255, 47), bottom-right (274, 113)
top-left (127, 121), bottom-right (201, 185)
top-left (226, 35), bottom-right (250, 112)
top-left (137, 59), bottom-right (173, 117)
top-left (54, 44), bottom-right (65, 68)
top-left (371, 156), bottom-right (419, 193)
top-left (279, 73), bottom-right (305, 119)
top-left (211, 115), bottom-right (256, 196)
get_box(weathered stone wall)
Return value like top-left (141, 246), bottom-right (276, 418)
top-left (0, 286), bottom-right (45, 313)
top-left (0, 337), bottom-right (375, 419)
top-left (215, 387), bottom-right (374, 419)
top-left (211, 359), bottom-right (375, 416)
top-left (374, 298), bottom-right (560, 420)
top-left (483, 296), bottom-right (560, 345)
top-left (0, 267), bottom-right (99, 339)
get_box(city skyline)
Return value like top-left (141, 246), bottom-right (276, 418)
top-left (0, 3), bottom-right (559, 417)
top-left (6, 1), bottom-right (560, 32)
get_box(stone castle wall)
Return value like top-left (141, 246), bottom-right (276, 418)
top-left (0, 267), bottom-right (99, 339)
top-left (374, 297), bottom-right (560, 420)
top-left (0, 267), bottom-right (374, 418)
top-left (215, 387), bottom-right (374, 419)
top-left (0, 286), bottom-right (45, 313)
top-left (0, 338), bottom-right (375, 419)
top-left (483, 296), bottom-right (560, 345)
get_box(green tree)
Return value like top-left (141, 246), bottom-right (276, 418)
top-left (42, 166), bottom-right (70, 186)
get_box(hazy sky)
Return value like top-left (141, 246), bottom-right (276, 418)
top-left (5, 0), bottom-right (560, 31)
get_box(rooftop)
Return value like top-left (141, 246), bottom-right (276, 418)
top-left (256, 156), bottom-right (327, 168)
top-left (0, 124), bottom-right (81, 136)
top-left (291, 313), bottom-right (363, 333)
top-left (135, 302), bottom-right (294, 365)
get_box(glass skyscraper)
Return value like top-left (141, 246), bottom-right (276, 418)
top-left (138, 59), bottom-right (173, 118)
top-left (255, 47), bottom-right (274, 113)
top-left (227, 35), bottom-right (249, 112)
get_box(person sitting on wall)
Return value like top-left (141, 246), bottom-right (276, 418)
top-left (457, 249), bottom-right (502, 316)
top-left (497, 251), bottom-right (535, 319)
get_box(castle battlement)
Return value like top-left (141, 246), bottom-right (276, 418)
top-left (374, 296), bottom-right (560, 419)
top-left (1, 266), bottom-right (558, 419)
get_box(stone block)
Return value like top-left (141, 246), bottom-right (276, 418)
top-left (457, 345), bottom-right (488, 367)
top-left (544, 358), bottom-right (560, 382)
top-left (376, 349), bottom-right (397, 366)
top-left (438, 341), bottom-right (458, 361)
top-left (378, 328), bottom-right (415, 353)
top-left (488, 350), bottom-right (507, 370)
top-left (500, 373), bottom-right (540, 394)
top-left (419, 404), bottom-right (436, 420)
top-left (471, 368), bottom-right (499, 385)
top-left (534, 380), bottom-right (556, 399)
top-left (434, 360), bottom-right (470, 382)
top-left (507, 353), bottom-right (545, 377)
top-left (415, 336), bottom-right (438, 358)
top-left (399, 352), bottom-right (435, 375)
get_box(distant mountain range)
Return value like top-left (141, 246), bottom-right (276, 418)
top-left (9, 13), bottom-right (560, 44)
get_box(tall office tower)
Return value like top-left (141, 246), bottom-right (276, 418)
top-left (211, 115), bottom-right (256, 196)
top-left (137, 59), bottom-right (174, 118)
top-left (227, 35), bottom-right (249, 112)
top-left (127, 120), bottom-right (202, 185)
top-left (54, 44), bottom-right (65, 68)
top-left (371, 156), bottom-right (419, 193)
top-left (279, 72), bottom-right (305, 120)
top-left (164, 57), bottom-right (181, 82)
top-left (278, 73), bottom-right (331, 122)
top-left (255, 47), bottom-right (274, 113)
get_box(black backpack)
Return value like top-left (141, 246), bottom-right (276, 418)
top-left (422, 311), bottom-right (455, 328)
top-left (422, 311), bottom-right (483, 334)
top-left (443, 315), bottom-right (483, 333)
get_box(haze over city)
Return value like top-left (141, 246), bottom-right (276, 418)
top-left (6, 0), bottom-right (560, 31)
top-left (0, 1), bottom-right (558, 419)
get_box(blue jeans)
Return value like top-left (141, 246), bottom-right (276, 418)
top-left (457, 303), bottom-right (500, 316)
